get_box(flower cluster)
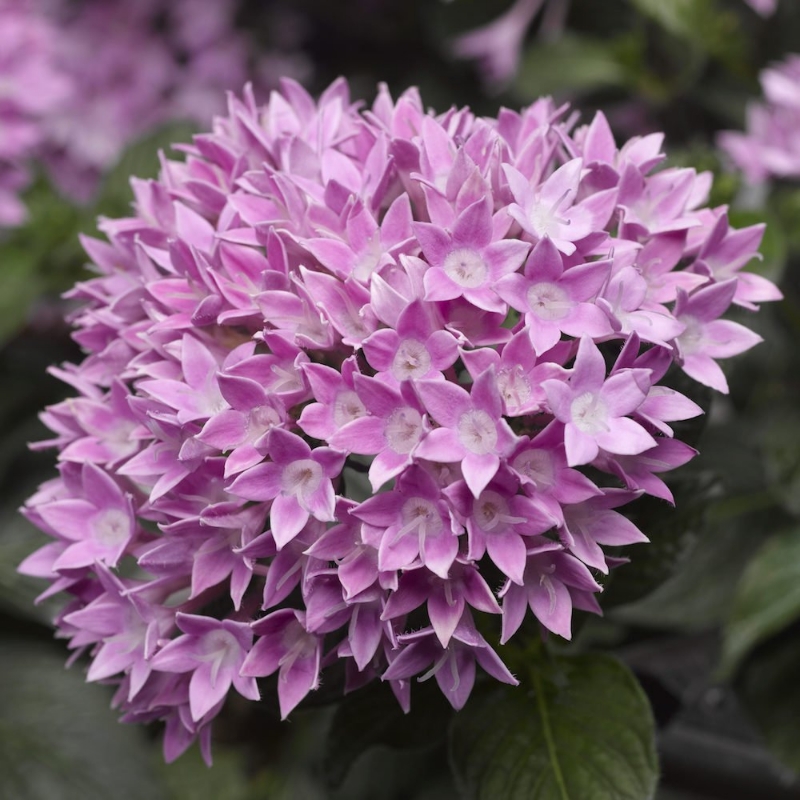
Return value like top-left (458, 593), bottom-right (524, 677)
top-left (719, 52), bottom-right (800, 184)
top-left (21, 78), bottom-right (779, 762)
top-left (0, 1), bottom-right (70, 225)
top-left (0, 0), bottom-right (308, 224)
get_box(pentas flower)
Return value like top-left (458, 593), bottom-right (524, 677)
top-left (543, 336), bottom-right (655, 466)
top-left (0, 0), bottom-right (307, 226)
top-left (21, 78), bottom-right (777, 761)
top-left (744, 0), bottom-right (777, 18)
top-left (719, 52), bottom-right (800, 183)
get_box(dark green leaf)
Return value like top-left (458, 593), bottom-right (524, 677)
top-left (448, 654), bottom-right (658, 800)
top-left (324, 678), bottom-right (453, 789)
top-left (611, 519), bottom-right (764, 632)
top-left (0, 640), bottom-right (166, 800)
top-left (721, 527), bottom-right (800, 675)
top-left (601, 485), bottom-right (705, 609)
top-left (735, 624), bottom-right (800, 775)
top-left (158, 745), bottom-right (291, 800)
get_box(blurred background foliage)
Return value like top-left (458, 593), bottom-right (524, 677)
top-left (4, 0), bottom-right (800, 798)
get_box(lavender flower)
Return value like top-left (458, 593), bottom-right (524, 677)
top-left (744, 0), bottom-right (777, 16)
top-left (21, 78), bottom-right (778, 761)
top-left (719, 53), bottom-right (800, 184)
top-left (0, 0), bottom-right (308, 224)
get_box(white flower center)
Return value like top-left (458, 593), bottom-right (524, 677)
top-left (248, 405), bottom-right (281, 439)
top-left (570, 392), bottom-right (609, 435)
top-left (282, 459), bottom-right (323, 497)
top-left (397, 497), bottom-right (443, 543)
top-left (384, 407), bottom-right (423, 454)
top-left (457, 409), bottom-right (497, 455)
top-left (443, 248), bottom-right (488, 288)
top-left (92, 508), bottom-right (131, 548)
top-left (279, 623), bottom-right (317, 675)
top-left (333, 390), bottom-right (367, 428)
top-left (497, 366), bottom-right (533, 413)
top-left (526, 282), bottom-right (571, 321)
top-left (512, 448), bottom-right (554, 488)
top-left (677, 316), bottom-right (704, 355)
top-left (527, 189), bottom-right (572, 239)
top-left (270, 363), bottom-right (305, 394)
top-left (473, 490), bottom-right (526, 532)
top-left (201, 628), bottom-right (241, 686)
top-left (391, 339), bottom-right (432, 381)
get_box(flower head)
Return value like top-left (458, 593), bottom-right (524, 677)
top-left (21, 79), bottom-right (776, 759)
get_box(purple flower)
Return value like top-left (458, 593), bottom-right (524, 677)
top-left (330, 376), bottom-right (429, 490)
top-left (228, 428), bottom-right (343, 547)
top-left (19, 78), bottom-right (777, 759)
top-left (674, 280), bottom-right (763, 393)
top-left (150, 613), bottom-right (259, 722)
top-left (362, 299), bottom-right (459, 385)
top-left (500, 542), bottom-right (602, 642)
top-left (416, 368), bottom-right (517, 497)
top-left (416, 197), bottom-right (529, 312)
top-left (744, 0), bottom-right (777, 18)
top-left (35, 462), bottom-right (136, 570)
top-left (543, 336), bottom-right (656, 466)
top-left (352, 466), bottom-right (460, 578)
top-left (719, 53), bottom-right (800, 183)
top-left (382, 612), bottom-right (518, 710)
top-left (495, 236), bottom-right (612, 354)
top-left (240, 609), bottom-right (322, 719)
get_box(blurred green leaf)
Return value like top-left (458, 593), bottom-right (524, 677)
top-left (0, 640), bottom-right (166, 800)
top-left (0, 246), bottom-right (47, 344)
top-left (627, 0), bottom-right (745, 66)
top-left (159, 744), bottom-right (292, 800)
top-left (736, 624), bottom-right (800, 775)
top-left (0, 509), bottom-right (62, 625)
top-left (448, 654), bottom-right (658, 799)
top-left (514, 35), bottom-right (629, 99)
top-left (761, 408), bottom-right (800, 517)
top-left (611, 519), bottom-right (763, 632)
top-left (721, 527), bottom-right (800, 675)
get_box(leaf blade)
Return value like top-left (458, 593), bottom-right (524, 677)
top-left (448, 653), bottom-right (658, 800)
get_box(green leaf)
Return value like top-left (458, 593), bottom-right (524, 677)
top-left (448, 654), bottom-right (658, 800)
top-left (721, 527), bottom-right (800, 675)
top-left (158, 745), bottom-right (289, 800)
top-left (735, 626), bottom-right (800, 775)
top-left (324, 678), bottom-right (453, 789)
top-left (627, 0), bottom-right (744, 64)
top-left (603, 469), bottom-right (714, 609)
top-left (514, 36), bottom-right (628, 100)
top-left (611, 519), bottom-right (762, 633)
top-left (0, 245), bottom-right (46, 344)
top-left (0, 640), bottom-right (166, 800)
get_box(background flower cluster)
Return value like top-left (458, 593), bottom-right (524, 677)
top-left (0, 0), bottom-right (308, 225)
